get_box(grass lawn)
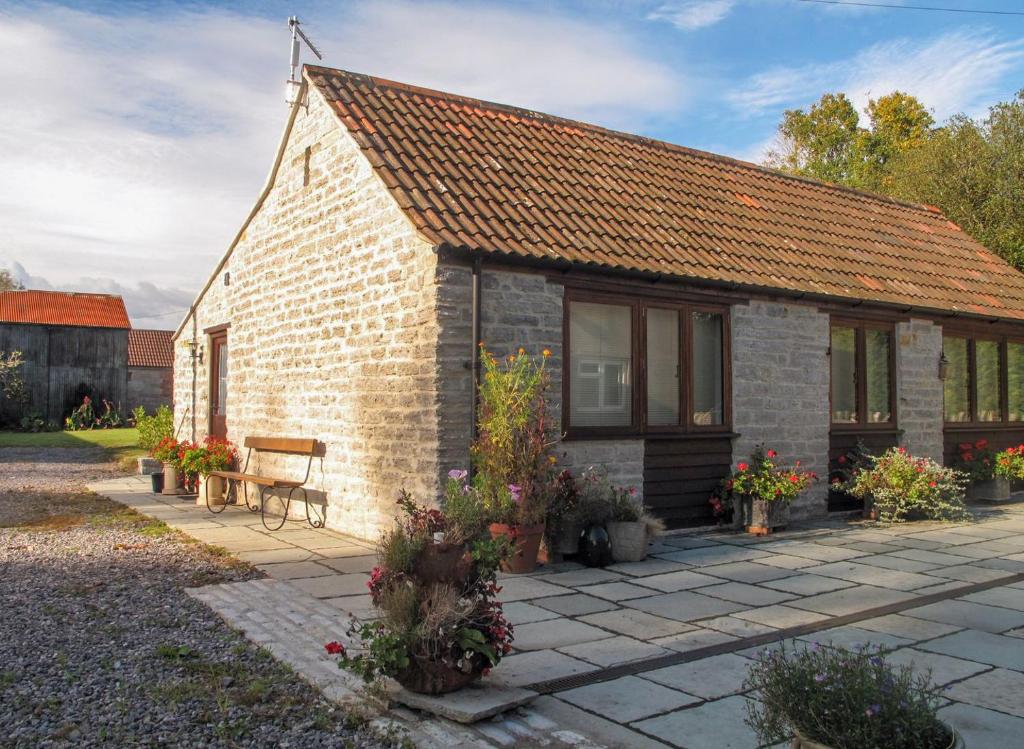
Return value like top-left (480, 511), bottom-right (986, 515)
top-left (0, 428), bottom-right (144, 466)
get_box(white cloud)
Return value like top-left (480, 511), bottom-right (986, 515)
top-left (728, 30), bottom-right (1024, 121)
top-left (0, 2), bottom-right (686, 328)
top-left (646, 1), bottom-right (735, 31)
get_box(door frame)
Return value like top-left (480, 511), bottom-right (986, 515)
top-left (206, 324), bottom-right (229, 440)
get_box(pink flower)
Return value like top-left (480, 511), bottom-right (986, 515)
top-left (448, 469), bottom-right (469, 481)
top-left (508, 484), bottom-right (522, 504)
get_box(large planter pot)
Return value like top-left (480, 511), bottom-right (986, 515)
top-left (198, 475), bottom-right (226, 507)
top-left (417, 543), bottom-right (473, 585)
top-left (553, 523), bottom-right (583, 556)
top-left (578, 525), bottom-right (613, 568)
top-left (966, 476), bottom-right (1011, 503)
top-left (395, 655), bottom-right (482, 695)
top-left (791, 722), bottom-right (962, 749)
top-left (161, 463), bottom-right (181, 495)
top-left (743, 496), bottom-right (790, 536)
top-left (607, 521), bottom-right (648, 562)
top-left (489, 522), bottom-right (545, 574)
top-left (150, 472), bottom-right (164, 493)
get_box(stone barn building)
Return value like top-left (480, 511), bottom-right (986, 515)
top-left (0, 290), bottom-right (131, 426)
top-left (127, 329), bottom-right (174, 414)
top-left (172, 66), bottom-right (1024, 540)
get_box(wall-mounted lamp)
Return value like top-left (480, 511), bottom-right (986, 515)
top-left (938, 352), bottom-right (949, 380)
top-left (183, 339), bottom-right (205, 366)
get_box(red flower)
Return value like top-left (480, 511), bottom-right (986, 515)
top-left (975, 439), bottom-right (989, 449)
top-left (766, 449), bottom-right (777, 458)
top-left (837, 455), bottom-right (847, 465)
top-left (737, 462), bottom-right (749, 472)
top-left (325, 641), bottom-right (345, 656)
top-left (929, 481), bottom-right (937, 488)
top-left (958, 442), bottom-right (973, 452)
top-left (789, 474), bottom-right (800, 483)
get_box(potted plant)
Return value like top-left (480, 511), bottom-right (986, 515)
top-left (992, 444), bottom-right (1024, 502)
top-left (572, 467), bottom-right (616, 567)
top-left (330, 478), bottom-right (512, 695)
top-left (151, 436), bottom-right (182, 495)
top-left (606, 485), bottom-right (663, 563)
top-left (473, 347), bottom-right (557, 574)
top-left (722, 446), bottom-right (817, 536)
top-left (847, 447), bottom-right (968, 523)
top-left (744, 643), bottom-right (963, 749)
top-left (546, 469), bottom-right (583, 557)
top-left (181, 437), bottom-right (238, 507)
top-left (954, 439), bottom-right (1008, 501)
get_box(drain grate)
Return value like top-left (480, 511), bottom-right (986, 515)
top-left (525, 570), bottom-right (1024, 694)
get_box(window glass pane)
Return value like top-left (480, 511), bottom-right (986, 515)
top-left (1009, 343), bottom-right (1024, 422)
top-left (692, 311), bottom-right (724, 425)
top-left (646, 308), bottom-right (679, 426)
top-left (943, 337), bottom-right (969, 422)
top-left (569, 302), bottom-right (632, 427)
top-left (217, 342), bottom-right (228, 415)
top-left (831, 326), bottom-right (857, 423)
top-left (865, 329), bottom-right (891, 423)
top-left (976, 340), bottom-right (1001, 422)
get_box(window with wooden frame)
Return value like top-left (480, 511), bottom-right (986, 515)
top-left (564, 293), bottom-right (730, 437)
top-left (942, 333), bottom-right (1024, 425)
top-left (829, 320), bottom-right (896, 427)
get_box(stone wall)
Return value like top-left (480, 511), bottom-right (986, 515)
top-left (127, 366), bottom-right (172, 414)
top-left (731, 300), bottom-right (831, 519)
top-left (172, 84), bottom-right (441, 540)
top-left (896, 319), bottom-right (944, 463)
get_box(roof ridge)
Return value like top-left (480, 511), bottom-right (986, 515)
top-left (0, 289), bottom-right (124, 299)
top-left (303, 64), bottom-right (942, 218)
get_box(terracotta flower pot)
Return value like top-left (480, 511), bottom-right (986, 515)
top-left (417, 542), bottom-right (473, 585)
top-left (489, 522), bottom-right (545, 574)
top-left (607, 521), bottom-right (648, 562)
top-left (395, 655), bottom-right (482, 695)
top-left (744, 496), bottom-right (789, 536)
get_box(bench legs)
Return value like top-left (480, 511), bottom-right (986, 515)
top-left (259, 487), bottom-right (324, 531)
top-left (205, 478), bottom-right (323, 532)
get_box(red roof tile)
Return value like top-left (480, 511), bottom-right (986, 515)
top-left (0, 290), bottom-right (130, 329)
top-left (307, 66), bottom-right (1024, 321)
top-left (128, 329), bottom-right (174, 368)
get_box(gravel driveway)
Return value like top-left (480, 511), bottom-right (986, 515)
top-left (0, 448), bottom-right (387, 748)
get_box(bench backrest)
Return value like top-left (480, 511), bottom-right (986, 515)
top-left (243, 436), bottom-right (317, 455)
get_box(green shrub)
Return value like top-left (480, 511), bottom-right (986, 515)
top-left (847, 447), bottom-right (968, 522)
top-left (134, 405), bottom-right (174, 451)
top-left (745, 643), bottom-right (954, 749)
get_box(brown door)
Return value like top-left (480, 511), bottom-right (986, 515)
top-left (209, 332), bottom-right (228, 440)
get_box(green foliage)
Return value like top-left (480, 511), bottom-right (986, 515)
top-left (722, 445), bottom-right (817, 504)
top-left (0, 269), bottom-right (24, 292)
top-left (0, 350), bottom-right (28, 427)
top-left (377, 525), bottom-right (424, 575)
top-left (134, 405), bottom-right (173, 451)
top-left (995, 444), bottom-right (1024, 480)
top-left (952, 439), bottom-right (996, 483)
top-left (64, 396), bottom-right (122, 431)
top-left (472, 347), bottom-right (557, 526)
top-left (744, 643), bottom-right (952, 749)
top-left (847, 447), bottom-right (968, 523)
top-left (177, 437), bottom-right (237, 478)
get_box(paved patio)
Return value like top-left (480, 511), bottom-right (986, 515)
top-left (94, 475), bottom-right (1024, 748)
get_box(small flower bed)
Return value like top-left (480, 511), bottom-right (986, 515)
top-left (995, 444), bottom-right (1024, 480)
top-left (744, 643), bottom-right (956, 749)
top-left (952, 439), bottom-right (996, 483)
top-left (846, 447), bottom-right (968, 523)
top-left (724, 446), bottom-right (817, 503)
top-left (64, 396), bottom-right (123, 431)
top-left (151, 436), bottom-right (180, 465)
top-left (332, 475), bottom-right (513, 694)
top-left (178, 437), bottom-right (238, 478)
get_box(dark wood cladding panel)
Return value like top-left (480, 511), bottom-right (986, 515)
top-left (643, 435), bottom-right (733, 528)
top-left (943, 427), bottom-right (1024, 465)
top-left (827, 429), bottom-right (900, 512)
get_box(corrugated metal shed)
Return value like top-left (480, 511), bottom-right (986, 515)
top-left (0, 290), bottom-right (130, 329)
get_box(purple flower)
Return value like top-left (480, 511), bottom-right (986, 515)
top-left (508, 484), bottom-right (522, 504)
top-left (448, 469), bottom-right (468, 481)
top-left (865, 704), bottom-right (881, 718)
top-left (814, 673), bottom-right (827, 683)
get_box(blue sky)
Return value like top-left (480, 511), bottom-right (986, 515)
top-left (2, 0), bottom-right (1023, 326)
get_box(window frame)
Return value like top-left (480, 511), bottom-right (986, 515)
top-left (829, 318), bottom-right (897, 431)
top-left (942, 330), bottom-right (1024, 427)
top-left (563, 290), bottom-right (732, 439)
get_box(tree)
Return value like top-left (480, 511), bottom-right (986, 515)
top-left (0, 269), bottom-right (24, 291)
top-left (765, 91), bottom-right (933, 191)
top-left (887, 92), bottom-right (1024, 268)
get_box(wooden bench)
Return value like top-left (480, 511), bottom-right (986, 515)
top-left (206, 436), bottom-right (321, 531)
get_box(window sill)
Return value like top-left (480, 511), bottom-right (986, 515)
top-left (943, 423), bottom-right (1024, 431)
top-left (563, 429), bottom-right (737, 442)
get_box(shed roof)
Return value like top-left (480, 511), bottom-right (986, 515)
top-left (0, 290), bottom-right (131, 329)
top-left (128, 328), bottom-right (174, 368)
top-left (308, 65), bottom-right (1024, 321)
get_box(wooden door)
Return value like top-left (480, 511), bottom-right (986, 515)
top-left (209, 332), bottom-right (228, 440)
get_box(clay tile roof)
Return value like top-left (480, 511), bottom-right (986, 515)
top-left (306, 65), bottom-right (1024, 321)
top-left (128, 329), bottom-right (174, 368)
top-left (0, 290), bottom-right (130, 329)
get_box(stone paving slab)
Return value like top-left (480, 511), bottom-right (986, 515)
top-left (788, 585), bottom-right (919, 616)
top-left (389, 682), bottom-right (537, 724)
top-left (575, 581), bottom-right (658, 601)
top-left (697, 581), bottom-right (797, 606)
top-left (919, 630), bottom-right (1024, 670)
top-left (534, 593), bottom-right (618, 616)
top-left (631, 695), bottom-right (759, 749)
top-left (559, 675), bottom-right (700, 724)
top-left (939, 703), bottom-right (1024, 748)
top-left (579, 609), bottom-right (696, 640)
top-left (512, 618), bottom-right (615, 651)
top-left (959, 586), bottom-right (1024, 611)
top-left (945, 668), bottom-right (1024, 717)
top-left (559, 635), bottom-right (670, 668)
top-left (641, 653), bottom-right (752, 699)
top-left (625, 590), bottom-right (748, 622)
top-left (760, 573), bottom-right (857, 595)
top-left (905, 599), bottom-right (1024, 633)
top-left (628, 569), bottom-right (724, 592)
top-left (490, 651), bottom-right (599, 688)
top-left (732, 604), bottom-right (832, 629)
top-left (855, 613), bottom-right (964, 641)
top-left (884, 648), bottom-right (992, 687)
